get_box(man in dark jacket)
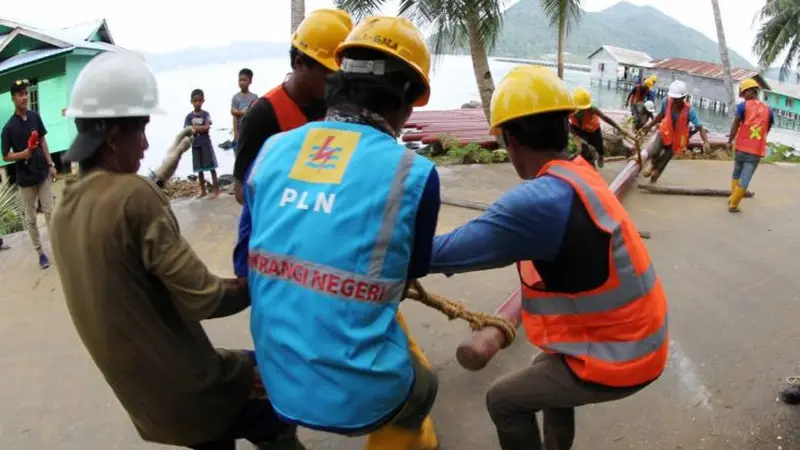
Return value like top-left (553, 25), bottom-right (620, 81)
top-left (1, 79), bottom-right (56, 268)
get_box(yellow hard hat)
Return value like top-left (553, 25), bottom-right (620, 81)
top-left (292, 9), bottom-right (354, 72)
top-left (644, 77), bottom-right (655, 88)
top-left (489, 65), bottom-right (574, 135)
top-left (574, 87), bottom-right (592, 110)
top-left (740, 78), bottom-right (759, 93)
top-left (335, 16), bottom-right (431, 106)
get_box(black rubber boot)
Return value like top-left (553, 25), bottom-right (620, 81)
top-left (779, 385), bottom-right (800, 405)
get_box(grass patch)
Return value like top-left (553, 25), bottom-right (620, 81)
top-left (427, 135), bottom-right (510, 165)
top-left (0, 181), bottom-right (24, 235)
top-left (764, 143), bottom-right (800, 164)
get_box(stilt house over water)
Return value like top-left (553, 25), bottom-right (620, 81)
top-left (0, 18), bottom-right (119, 167)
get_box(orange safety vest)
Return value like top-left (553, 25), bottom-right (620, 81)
top-left (632, 85), bottom-right (649, 104)
top-left (519, 158), bottom-right (668, 388)
top-left (569, 109), bottom-right (601, 133)
top-left (263, 84), bottom-right (309, 131)
top-left (659, 98), bottom-right (690, 154)
top-left (735, 99), bottom-right (770, 157)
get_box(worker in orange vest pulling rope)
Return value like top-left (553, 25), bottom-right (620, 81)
top-left (426, 66), bottom-right (669, 450)
top-left (639, 80), bottom-right (711, 184)
top-left (569, 87), bottom-right (634, 168)
top-left (725, 78), bottom-right (773, 213)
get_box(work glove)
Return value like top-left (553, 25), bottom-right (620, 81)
top-left (27, 131), bottom-right (39, 150)
top-left (151, 127), bottom-right (195, 186)
top-left (169, 126), bottom-right (194, 158)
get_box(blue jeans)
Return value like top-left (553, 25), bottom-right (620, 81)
top-left (732, 151), bottom-right (762, 189)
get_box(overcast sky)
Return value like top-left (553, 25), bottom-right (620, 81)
top-left (3, 0), bottom-right (766, 65)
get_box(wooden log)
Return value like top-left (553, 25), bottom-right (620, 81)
top-left (638, 184), bottom-right (755, 198)
top-left (453, 133), bottom-right (660, 371)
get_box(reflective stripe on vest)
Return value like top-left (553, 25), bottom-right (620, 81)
top-left (735, 99), bottom-right (770, 157)
top-left (520, 159), bottom-right (668, 387)
top-left (659, 98), bottom-right (690, 152)
top-left (569, 110), bottom-right (601, 133)
top-left (264, 84), bottom-right (308, 131)
top-left (248, 250), bottom-right (408, 303)
top-left (245, 121), bottom-right (434, 429)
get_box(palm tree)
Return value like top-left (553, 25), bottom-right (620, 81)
top-left (540, 0), bottom-right (582, 79)
top-left (711, 0), bottom-right (735, 115)
top-left (291, 0), bottom-right (305, 33)
top-left (333, 0), bottom-right (506, 124)
top-left (753, 0), bottom-right (800, 81)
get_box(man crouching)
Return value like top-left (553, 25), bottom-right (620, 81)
top-left (50, 52), bottom-right (300, 450)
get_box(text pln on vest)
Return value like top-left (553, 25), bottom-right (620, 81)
top-left (279, 187), bottom-right (336, 214)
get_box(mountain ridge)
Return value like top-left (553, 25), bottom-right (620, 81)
top-left (436, 0), bottom-right (754, 69)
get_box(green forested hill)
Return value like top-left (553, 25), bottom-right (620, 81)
top-left (438, 1), bottom-right (753, 68)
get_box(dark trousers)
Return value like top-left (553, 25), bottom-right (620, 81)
top-left (571, 127), bottom-right (604, 168)
top-left (485, 352), bottom-right (648, 450)
top-left (188, 351), bottom-right (299, 450)
top-left (342, 353), bottom-right (438, 437)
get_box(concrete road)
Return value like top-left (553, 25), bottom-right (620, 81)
top-left (0, 160), bottom-right (798, 449)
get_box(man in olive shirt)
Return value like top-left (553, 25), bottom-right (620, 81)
top-left (51, 52), bottom-right (298, 450)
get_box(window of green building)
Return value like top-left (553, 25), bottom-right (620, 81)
top-left (27, 79), bottom-right (39, 113)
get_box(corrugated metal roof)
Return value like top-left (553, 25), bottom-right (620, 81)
top-left (0, 16), bottom-right (118, 74)
top-left (650, 58), bottom-right (758, 82)
top-left (58, 20), bottom-right (103, 42)
top-left (0, 47), bottom-right (73, 73)
top-left (764, 78), bottom-right (800, 99)
top-left (587, 45), bottom-right (652, 66)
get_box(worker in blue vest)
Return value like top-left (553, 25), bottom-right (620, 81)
top-left (240, 16), bottom-right (440, 450)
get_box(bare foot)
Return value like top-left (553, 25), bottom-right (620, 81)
top-left (209, 189), bottom-right (220, 199)
top-left (197, 191), bottom-right (207, 199)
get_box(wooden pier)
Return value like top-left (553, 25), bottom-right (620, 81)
top-left (404, 108), bottom-right (730, 148)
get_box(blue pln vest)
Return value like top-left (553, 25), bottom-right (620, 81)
top-left (245, 121), bottom-right (434, 430)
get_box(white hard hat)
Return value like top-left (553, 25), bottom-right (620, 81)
top-left (668, 80), bottom-right (688, 99)
top-left (65, 51), bottom-right (164, 119)
top-left (644, 100), bottom-right (656, 113)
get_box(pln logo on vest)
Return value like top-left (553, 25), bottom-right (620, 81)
top-left (289, 128), bottom-right (361, 184)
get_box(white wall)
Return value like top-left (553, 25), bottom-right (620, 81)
top-left (589, 49), bottom-right (618, 82)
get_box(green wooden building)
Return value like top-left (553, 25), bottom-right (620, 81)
top-left (0, 17), bottom-right (117, 167)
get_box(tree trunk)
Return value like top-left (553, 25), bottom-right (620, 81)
top-left (291, 0), bottom-right (305, 33)
top-left (557, 15), bottom-right (566, 79)
top-left (711, 0), bottom-right (736, 115)
top-left (466, 11), bottom-right (495, 125)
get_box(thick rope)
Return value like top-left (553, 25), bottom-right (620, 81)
top-left (404, 280), bottom-right (517, 348)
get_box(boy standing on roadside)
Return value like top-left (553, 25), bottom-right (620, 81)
top-left (230, 69), bottom-right (258, 156)
top-left (185, 89), bottom-right (219, 198)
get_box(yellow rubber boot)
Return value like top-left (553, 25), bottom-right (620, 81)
top-left (728, 179), bottom-right (739, 209)
top-left (362, 312), bottom-right (439, 450)
top-left (728, 186), bottom-right (746, 213)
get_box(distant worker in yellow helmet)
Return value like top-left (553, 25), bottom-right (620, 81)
top-left (231, 9), bottom-right (353, 204)
top-left (625, 75), bottom-right (657, 131)
top-left (569, 87), bottom-right (634, 168)
top-left (239, 16), bottom-right (440, 450)
top-left (725, 78), bottom-right (773, 213)
top-left (427, 66), bottom-right (667, 450)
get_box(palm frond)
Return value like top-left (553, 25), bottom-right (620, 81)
top-left (332, 0), bottom-right (386, 21)
top-left (753, 0), bottom-right (800, 79)
top-left (0, 181), bottom-right (23, 236)
top-left (540, 0), bottom-right (583, 34)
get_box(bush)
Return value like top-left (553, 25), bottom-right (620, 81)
top-left (764, 143), bottom-right (800, 164)
top-left (0, 181), bottom-right (24, 235)
top-left (430, 135), bottom-right (510, 165)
